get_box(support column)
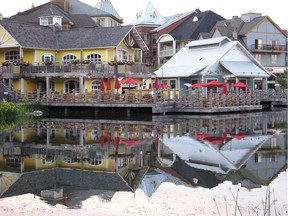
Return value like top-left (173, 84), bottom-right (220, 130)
top-left (46, 76), bottom-right (50, 99)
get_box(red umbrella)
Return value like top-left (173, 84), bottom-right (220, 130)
top-left (154, 77), bottom-right (159, 90)
top-left (119, 77), bottom-right (141, 85)
top-left (231, 81), bottom-right (248, 88)
top-left (121, 140), bottom-right (140, 146)
top-left (100, 135), bottom-right (105, 147)
top-left (188, 82), bottom-right (205, 88)
top-left (158, 83), bottom-right (171, 89)
top-left (114, 75), bottom-right (121, 89)
top-left (114, 137), bottom-right (120, 150)
top-left (106, 78), bottom-right (111, 91)
top-left (230, 134), bottom-right (248, 139)
top-left (203, 136), bottom-right (225, 145)
top-left (204, 80), bottom-right (224, 88)
top-left (222, 83), bottom-right (229, 95)
top-left (154, 135), bottom-right (159, 149)
top-left (100, 77), bottom-right (105, 91)
top-left (192, 133), bottom-right (210, 139)
top-left (106, 132), bottom-right (111, 145)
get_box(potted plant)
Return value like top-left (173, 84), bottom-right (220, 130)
top-left (145, 62), bottom-right (152, 67)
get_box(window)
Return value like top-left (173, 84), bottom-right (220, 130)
top-left (6, 158), bottom-right (21, 168)
top-left (255, 54), bottom-right (261, 63)
top-left (91, 80), bottom-right (101, 91)
top-left (63, 54), bottom-right (77, 64)
top-left (254, 39), bottom-right (262, 49)
top-left (41, 54), bottom-right (54, 63)
top-left (40, 17), bottom-right (53, 25)
top-left (65, 80), bottom-right (79, 93)
top-left (271, 40), bottom-right (278, 49)
top-left (118, 50), bottom-right (129, 61)
top-left (254, 153), bottom-right (262, 163)
top-left (50, 80), bottom-right (56, 92)
top-left (144, 50), bottom-right (150, 58)
top-left (97, 18), bottom-right (105, 27)
top-left (5, 50), bottom-right (20, 63)
top-left (87, 53), bottom-right (102, 64)
top-left (152, 35), bottom-right (157, 44)
top-left (152, 48), bottom-right (157, 56)
top-left (271, 54), bottom-right (278, 64)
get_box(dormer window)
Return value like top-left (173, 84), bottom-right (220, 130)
top-left (193, 16), bottom-right (198, 22)
top-left (39, 16), bottom-right (62, 26)
top-left (150, 11), bottom-right (157, 18)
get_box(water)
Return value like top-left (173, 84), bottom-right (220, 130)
top-left (0, 109), bottom-right (287, 216)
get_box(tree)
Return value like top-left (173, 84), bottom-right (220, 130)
top-left (276, 69), bottom-right (288, 88)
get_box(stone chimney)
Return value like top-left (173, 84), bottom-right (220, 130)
top-left (51, 0), bottom-right (69, 12)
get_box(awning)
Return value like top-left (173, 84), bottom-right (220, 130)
top-left (220, 61), bottom-right (272, 78)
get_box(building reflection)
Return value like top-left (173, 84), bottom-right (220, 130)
top-left (0, 110), bottom-right (287, 207)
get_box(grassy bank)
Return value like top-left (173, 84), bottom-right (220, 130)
top-left (0, 101), bottom-right (45, 131)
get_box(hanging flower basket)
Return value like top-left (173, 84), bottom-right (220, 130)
top-left (45, 60), bottom-right (53, 66)
top-left (126, 61), bottom-right (134, 65)
top-left (108, 61), bottom-right (117, 66)
top-left (117, 60), bottom-right (125, 65)
top-left (82, 59), bottom-right (91, 64)
top-left (20, 62), bottom-right (31, 67)
top-left (71, 59), bottom-right (80, 65)
top-left (145, 62), bottom-right (152, 67)
top-left (1, 61), bottom-right (10, 67)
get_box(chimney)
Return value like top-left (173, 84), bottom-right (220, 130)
top-left (51, 0), bottom-right (69, 12)
top-left (232, 27), bottom-right (238, 40)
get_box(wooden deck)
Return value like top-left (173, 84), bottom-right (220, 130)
top-left (13, 89), bottom-right (270, 114)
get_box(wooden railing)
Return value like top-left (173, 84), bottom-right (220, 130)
top-left (0, 61), bottom-right (153, 78)
top-left (13, 88), bottom-right (265, 108)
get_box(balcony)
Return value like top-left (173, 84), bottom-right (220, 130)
top-left (0, 61), bottom-right (153, 79)
top-left (251, 44), bottom-right (287, 53)
top-left (159, 48), bottom-right (174, 58)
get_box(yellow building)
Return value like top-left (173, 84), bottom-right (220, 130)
top-left (0, 1), bottom-right (151, 97)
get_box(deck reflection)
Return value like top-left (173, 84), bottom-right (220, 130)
top-left (0, 110), bottom-right (287, 208)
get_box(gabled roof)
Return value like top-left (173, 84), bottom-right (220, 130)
top-left (0, 20), bottom-right (147, 50)
top-left (130, 1), bottom-right (166, 26)
top-left (154, 37), bottom-right (272, 78)
top-left (10, 3), bottom-right (74, 25)
top-left (95, 0), bottom-right (123, 21)
top-left (169, 10), bottom-right (225, 40)
top-left (68, 0), bottom-right (109, 16)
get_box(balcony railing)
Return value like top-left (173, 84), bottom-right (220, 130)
top-left (251, 44), bottom-right (287, 53)
top-left (159, 49), bottom-right (174, 58)
top-left (0, 61), bottom-right (153, 78)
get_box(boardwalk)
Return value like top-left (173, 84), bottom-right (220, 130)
top-left (12, 89), bottom-right (287, 114)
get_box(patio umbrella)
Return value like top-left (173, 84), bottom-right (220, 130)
top-left (106, 78), bottom-right (111, 91)
top-left (154, 77), bottom-right (159, 90)
top-left (114, 75), bottom-right (121, 90)
top-left (231, 81), bottom-right (248, 88)
top-left (192, 133), bottom-right (210, 139)
top-left (230, 134), bottom-right (248, 139)
top-left (100, 135), bottom-right (105, 147)
top-left (106, 132), bottom-right (111, 145)
top-left (154, 135), bottom-right (159, 149)
top-left (119, 77), bottom-right (141, 85)
top-left (121, 139), bottom-right (140, 146)
top-left (222, 83), bottom-right (229, 95)
top-left (188, 82), bottom-right (205, 88)
top-left (203, 136), bottom-right (225, 145)
top-left (204, 80), bottom-right (224, 88)
top-left (114, 136), bottom-right (120, 150)
top-left (100, 77), bottom-right (105, 91)
top-left (158, 83), bottom-right (171, 89)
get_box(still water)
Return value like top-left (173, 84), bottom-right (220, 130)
top-left (0, 109), bottom-right (287, 216)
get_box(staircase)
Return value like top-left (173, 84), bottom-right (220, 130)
top-left (0, 80), bottom-right (15, 101)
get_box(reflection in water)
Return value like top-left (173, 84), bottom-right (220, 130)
top-left (0, 110), bottom-right (287, 215)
